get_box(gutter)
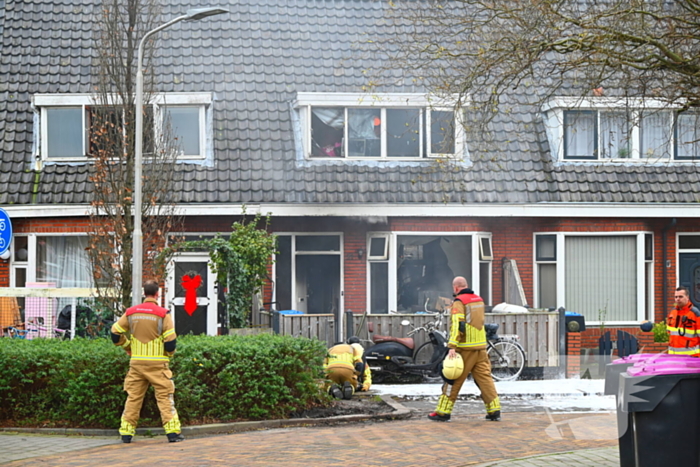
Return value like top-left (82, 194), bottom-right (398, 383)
top-left (662, 218), bottom-right (677, 319)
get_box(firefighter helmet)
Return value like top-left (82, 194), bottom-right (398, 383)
top-left (442, 354), bottom-right (464, 381)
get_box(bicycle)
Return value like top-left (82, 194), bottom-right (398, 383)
top-left (485, 323), bottom-right (526, 381)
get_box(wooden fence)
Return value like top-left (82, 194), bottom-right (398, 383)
top-left (350, 312), bottom-right (559, 368)
top-left (254, 307), bottom-right (562, 369)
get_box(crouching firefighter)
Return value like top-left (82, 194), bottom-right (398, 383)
top-left (429, 276), bottom-right (501, 422)
top-left (324, 337), bottom-right (371, 399)
top-left (111, 280), bottom-right (184, 443)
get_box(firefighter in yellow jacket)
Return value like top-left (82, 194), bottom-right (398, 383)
top-left (429, 276), bottom-right (501, 422)
top-left (324, 337), bottom-right (372, 399)
top-left (111, 280), bottom-right (184, 443)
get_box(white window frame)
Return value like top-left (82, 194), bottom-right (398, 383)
top-left (366, 231), bottom-right (489, 313)
top-left (271, 232), bottom-right (345, 330)
top-left (543, 97), bottom-right (697, 162)
top-left (533, 231), bottom-right (650, 325)
top-left (367, 234), bottom-right (390, 261)
top-left (9, 233), bottom-right (93, 288)
top-left (295, 93), bottom-right (467, 160)
top-left (34, 93), bottom-right (212, 161)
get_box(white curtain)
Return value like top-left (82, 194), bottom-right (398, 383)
top-left (640, 111), bottom-right (671, 158)
top-left (312, 108), bottom-right (344, 129)
top-left (565, 111), bottom-right (596, 157)
top-left (676, 113), bottom-right (700, 159)
top-left (601, 111), bottom-right (630, 158)
top-left (565, 236), bottom-right (636, 321)
top-left (37, 236), bottom-right (92, 287)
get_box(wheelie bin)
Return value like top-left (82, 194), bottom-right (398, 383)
top-left (616, 358), bottom-right (700, 467)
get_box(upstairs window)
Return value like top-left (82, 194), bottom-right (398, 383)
top-left (34, 93), bottom-right (212, 161)
top-left (544, 98), bottom-right (699, 161)
top-left (296, 93), bottom-right (466, 160)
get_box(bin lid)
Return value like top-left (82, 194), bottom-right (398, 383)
top-left (278, 310), bottom-right (304, 315)
top-left (612, 354), bottom-right (694, 365)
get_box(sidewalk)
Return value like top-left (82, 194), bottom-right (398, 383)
top-left (472, 447), bottom-right (619, 467)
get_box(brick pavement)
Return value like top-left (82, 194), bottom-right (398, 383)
top-left (2, 412), bottom-right (618, 467)
top-left (472, 447), bottom-right (619, 467)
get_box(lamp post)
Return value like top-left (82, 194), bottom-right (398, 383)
top-left (132, 7), bottom-right (228, 306)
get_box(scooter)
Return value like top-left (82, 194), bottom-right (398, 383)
top-left (364, 312), bottom-right (449, 383)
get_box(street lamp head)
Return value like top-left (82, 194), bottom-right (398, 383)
top-left (185, 7), bottom-right (229, 21)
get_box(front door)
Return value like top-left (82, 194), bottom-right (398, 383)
top-left (166, 254), bottom-right (217, 336)
top-left (679, 253), bottom-right (700, 304)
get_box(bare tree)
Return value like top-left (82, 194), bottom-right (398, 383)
top-left (376, 0), bottom-right (700, 118)
top-left (88, 0), bottom-right (183, 314)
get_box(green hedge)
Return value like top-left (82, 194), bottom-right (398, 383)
top-left (0, 334), bottom-right (329, 428)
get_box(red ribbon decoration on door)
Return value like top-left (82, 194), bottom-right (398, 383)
top-left (181, 274), bottom-right (202, 316)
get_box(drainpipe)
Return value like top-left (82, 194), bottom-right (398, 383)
top-left (662, 218), bottom-right (677, 319)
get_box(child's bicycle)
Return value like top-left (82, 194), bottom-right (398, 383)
top-left (485, 323), bottom-right (526, 381)
top-left (7, 319), bottom-right (68, 340)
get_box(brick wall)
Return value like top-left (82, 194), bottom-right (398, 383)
top-left (566, 332), bottom-right (581, 378)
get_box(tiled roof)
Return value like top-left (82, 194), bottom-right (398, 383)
top-left (0, 0), bottom-right (699, 207)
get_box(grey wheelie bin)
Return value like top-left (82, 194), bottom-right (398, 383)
top-left (617, 370), bottom-right (700, 467)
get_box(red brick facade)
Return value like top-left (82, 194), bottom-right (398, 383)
top-left (4, 214), bottom-right (697, 355)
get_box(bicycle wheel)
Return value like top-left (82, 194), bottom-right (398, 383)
top-left (488, 340), bottom-right (526, 381)
top-left (413, 342), bottom-right (435, 366)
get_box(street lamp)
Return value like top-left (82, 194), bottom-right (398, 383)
top-left (132, 7), bottom-right (228, 306)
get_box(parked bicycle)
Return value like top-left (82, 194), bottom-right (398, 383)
top-left (485, 323), bottom-right (526, 381)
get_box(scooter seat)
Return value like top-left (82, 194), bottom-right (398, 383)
top-left (372, 335), bottom-right (415, 350)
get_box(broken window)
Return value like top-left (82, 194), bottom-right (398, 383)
top-left (396, 235), bottom-right (472, 313)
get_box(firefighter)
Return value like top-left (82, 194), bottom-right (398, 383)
top-left (429, 276), bottom-right (501, 422)
top-left (111, 280), bottom-right (184, 443)
top-left (324, 337), bottom-right (370, 399)
top-left (667, 286), bottom-right (700, 357)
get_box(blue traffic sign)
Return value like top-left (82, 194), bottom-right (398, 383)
top-left (0, 208), bottom-right (12, 256)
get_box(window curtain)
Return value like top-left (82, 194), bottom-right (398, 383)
top-left (641, 111), bottom-right (671, 158)
top-left (348, 109), bottom-right (378, 139)
top-left (677, 113), bottom-right (700, 159)
top-left (565, 111), bottom-right (595, 157)
top-left (601, 111), bottom-right (630, 158)
top-left (565, 236), bottom-right (636, 321)
top-left (37, 236), bottom-right (92, 288)
top-left (312, 108), bottom-right (344, 129)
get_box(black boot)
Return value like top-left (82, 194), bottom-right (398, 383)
top-left (329, 384), bottom-right (343, 399)
top-left (121, 435), bottom-right (132, 444)
top-left (342, 381), bottom-right (354, 400)
top-left (485, 410), bottom-right (501, 421)
top-left (167, 433), bottom-right (185, 443)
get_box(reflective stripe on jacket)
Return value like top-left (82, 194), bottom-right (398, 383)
top-left (324, 343), bottom-right (361, 371)
top-left (667, 302), bottom-right (700, 357)
top-left (111, 298), bottom-right (176, 363)
top-left (449, 290), bottom-right (486, 350)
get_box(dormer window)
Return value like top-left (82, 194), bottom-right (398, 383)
top-left (34, 93), bottom-right (212, 161)
top-left (544, 98), bottom-right (699, 161)
top-left (295, 93), bottom-right (466, 160)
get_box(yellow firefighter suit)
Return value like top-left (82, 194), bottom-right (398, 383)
top-left (111, 298), bottom-right (181, 437)
top-left (434, 289), bottom-right (500, 417)
top-left (324, 343), bottom-right (371, 396)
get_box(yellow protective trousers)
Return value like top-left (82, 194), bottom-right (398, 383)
top-left (119, 361), bottom-right (181, 436)
top-left (325, 365), bottom-right (358, 393)
top-left (435, 348), bottom-right (500, 415)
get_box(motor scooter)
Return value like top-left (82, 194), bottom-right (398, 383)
top-left (364, 312), bottom-right (449, 383)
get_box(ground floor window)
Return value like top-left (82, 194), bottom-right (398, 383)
top-left (11, 234), bottom-right (92, 288)
top-left (368, 233), bottom-right (491, 314)
top-left (535, 233), bottom-right (652, 323)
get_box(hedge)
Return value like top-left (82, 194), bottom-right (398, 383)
top-left (0, 333), bottom-right (329, 428)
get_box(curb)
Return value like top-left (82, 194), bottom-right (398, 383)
top-left (0, 394), bottom-right (411, 438)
